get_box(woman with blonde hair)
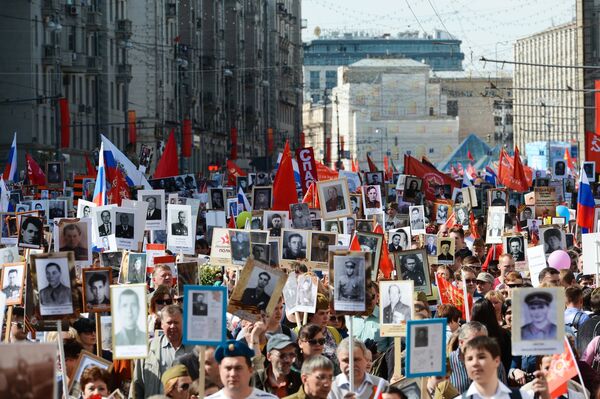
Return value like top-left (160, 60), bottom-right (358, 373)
top-left (485, 290), bottom-right (505, 326)
top-left (148, 285), bottom-right (173, 335)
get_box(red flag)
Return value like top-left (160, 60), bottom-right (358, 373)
top-left (498, 149), bottom-right (533, 192)
top-left (325, 138), bottom-right (332, 166)
top-left (59, 97), bottom-right (70, 148)
top-left (153, 129), bottom-right (179, 178)
top-left (228, 215), bottom-right (236, 229)
top-left (182, 119), bottom-right (192, 157)
top-left (373, 225), bottom-right (393, 278)
top-left (366, 154), bottom-right (378, 172)
top-left (272, 141), bottom-right (298, 211)
top-left (302, 181), bottom-right (320, 208)
top-left (596, 80), bottom-right (600, 135)
top-left (482, 244), bottom-right (503, 272)
top-left (25, 153), bottom-right (46, 185)
top-left (226, 159), bottom-right (247, 187)
top-left (435, 273), bottom-right (472, 320)
top-left (267, 128), bottom-right (274, 155)
top-left (84, 153), bottom-right (95, 175)
top-left (585, 131), bottom-right (600, 175)
top-left (404, 155), bottom-right (459, 201)
top-left (316, 162), bottom-right (339, 181)
top-left (469, 212), bottom-right (480, 239)
top-left (230, 127), bottom-right (238, 160)
top-left (547, 339), bottom-right (579, 398)
top-left (564, 148), bottom-right (575, 172)
top-left (512, 147), bottom-right (529, 192)
top-left (383, 156), bottom-right (392, 180)
top-left (467, 150), bottom-right (474, 162)
top-left (128, 110), bottom-right (137, 145)
top-left (352, 159), bottom-right (359, 173)
top-left (421, 156), bottom-right (436, 169)
top-left (349, 233), bottom-right (361, 251)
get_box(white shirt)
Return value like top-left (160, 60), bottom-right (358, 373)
top-left (454, 381), bottom-right (534, 399)
top-left (207, 388), bottom-right (278, 399)
top-left (329, 372), bottom-right (388, 399)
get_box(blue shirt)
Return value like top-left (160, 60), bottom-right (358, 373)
top-left (565, 307), bottom-right (590, 331)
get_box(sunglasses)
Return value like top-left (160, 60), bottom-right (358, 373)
top-left (155, 299), bottom-right (173, 305)
top-left (506, 283), bottom-right (523, 288)
top-left (305, 338), bottom-right (326, 346)
top-left (463, 279), bottom-right (477, 284)
top-left (177, 383), bottom-right (190, 391)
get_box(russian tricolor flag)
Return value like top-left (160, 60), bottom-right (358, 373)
top-left (237, 187), bottom-right (252, 212)
top-left (92, 142), bottom-right (107, 206)
top-left (485, 166), bottom-right (497, 186)
top-left (3, 132), bottom-right (17, 182)
top-left (577, 164), bottom-right (595, 232)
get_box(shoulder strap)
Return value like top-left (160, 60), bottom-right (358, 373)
top-left (509, 388), bottom-right (523, 399)
top-left (573, 311), bottom-right (584, 328)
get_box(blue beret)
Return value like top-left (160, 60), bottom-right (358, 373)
top-left (214, 340), bottom-right (255, 363)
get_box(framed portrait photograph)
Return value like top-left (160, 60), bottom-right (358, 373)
top-left (82, 267), bottom-right (111, 313)
top-left (1, 262), bottom-right (26, 305)
top-left (127, 253), bottom-right (147, 284)
top-left (486, 206), bottom-right (506, 244)
top-left (321, 219), bottom-right (342, 234)
top-left (408, 205), bottom-right (426, 235)
top-left (252, 186), bottom-right (273, 211)
top-left (362, 185), bottom-right (383, 216)
top-left (208, 188), bottom-right (226, 210)
top-left (289, 203), bottom-right (313, 230)
top-left (69, 350), bottom-right (113, 391)
top-left (93, 205), bottom-right (115, 242)
top-left (76, 199), bottom-right (96, 219)
top-left (454, 204), bottom-right (470, 229)
top-left (183, 285), bottom-right (228, 346)
top-left (30, 199), bottom-right (48, 216)
top-left (15, 203), bottom-right (30, 213)
top-left (539, 226), bottom-right (566, 256)
top-left (405, 318), bottom-right (447, 377)
top-left (317, 178), bottom-right (352, 220)
top-left (166, 204), bottom-right (194, 252)
top-left (0, 246), bottom-right (19, 265)
top-left (356, 231), bottom-right (383, 280)
top-left (46, 161), bottom-right (64, 187)
top-left (379, 280), bottom-right (414, 337)
top-left (436, 237), bottom-right (455, 265)
top-left (553, 160), bottom-right (567, 178)
top-left (280, 229), bottom-right (310, 263)
top-left (229, 229), bottom-right (251, 265)
top-left (331, 253), bottom-right (367, 313)
top-left (403, 176), bottom-right (423, 203)
top-left (48, 199), bottom-right (67, 221)
top-left (100, 250), bottom-right (123, 270)
top-left (54, 218), bottom-right (92, 265)
top-left (433, 201), bottom-right (450, 225)
top-left (138, 189), bottom-right (166, 231)
top-left (251, 243), bottom-right (271, 265)
top-left (395, 249), bottom-right (431, 296)
top-left (115, 209), bottom-right (136, 239)
top-left (110, 283), bottom-right (148, 359)
top-left (424, 234), bottom-right (438, 257)
top-left (356, 219), bottom-right (373, 233)
top-left (343, 216), bottom-right (356, 235)
top-left (295, 273), bottom-right (319, 313)
top-left (451, 187), bottom-right (464, 204)
top-left (228, 259), bottom-right (287, 321)
top-left (30, 251), bottom-right (77, 318)
top-left (309, 232), bottom-right (337, 266)
top-left (365, 171), bottom-right (384, 187)
top-left (503, 235), bottom-right (526, 263)
top-left (177, 261), bottom-right (199, 296)
top-left (0, 343), bottom-right (56, 398)
top-left (263, 211), bottom-right (289, 237)
top-left (488, 188), bottom-right (508, 210)
top-left (583, 161), bottom-right (596, 182)
top-left (17, 215), bottom-right (43, 249)
top-left (512, 287), bottom-right (565, 355)
top-left (350, 194), bottom-right (362, 218)
top-left (339, 170), bottom-right (362, 193)
top-left (236, 175), bottom-right (249, 193)
top-left (520, 205), bottom-right (535, 224)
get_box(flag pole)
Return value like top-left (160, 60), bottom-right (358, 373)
top-left (565, 336), bottom-right (588, 399)
top-left (348, 318), bottom-right (354, 392)
top-left (462, 272), bottom-right (471, 322)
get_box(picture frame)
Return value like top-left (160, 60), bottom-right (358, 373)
top-left (227, 258), bottom-right (287, 322)
top-left (236, 176), bottom-right (249, 194)
top-left (126, 252), bottom-right (147, 284)
top-left (110, 283), bottom-right (149, 359)
top-left (405, 318), bottom-right (447, 378)
top-left (47, 199), bottom-right (67, 222)
top-left (166, 204), bottom-right (194, 254)
top-left (583, 161), bottom-right (596, 182)
top-left (177, 261), bottom-right (199, 296)
top-left (252, 186), bottom-right (273, 211)
top-left (229, 229), bottom-right (252, 266)
top-left (365, 171), bottom-right (385, 187)
top-left (30, 251), bottom-right (78, 319)
top-left (321, 219), bottom-right (342, 234)
top-left (263, 211), bottom-right (289, 237)
top-left (408, 205), bottom-right (426, 235)
top-left (17, 215), bottom-right (44, 249)
top-left (394, 249), bottom-right (432, 296)
top-left (114, 206), bottom-right (145, 252)
top-left (511, 287), bottom-right (565, 355)
top-left (402, 176), bottom-right (423, 203)
top-left (454, 204), bottom-right (470, 229)
top-left (436, 236), bottom-right (455, 265)
top-left (208, 188), bottom-right (226, 210)
top-left (553, 159), bottom-right (567, 178)
top-left (1, 262), bottom-right (26, 306)
top-left (356, 219), bottom-right (374, 233)
top-left (379, 280), bottom-right (414, 337)
top-left (183, 285), bottom-right (228, 346)
top-left (503, 234), bottom-right (527, 264)
top-left (280, 229), bottom-right (310, 265)
top-left (539, 225), bottom-right (566, 256)
top-left (294, 273), bottom-right (319, 313)
top-left (0, 343), bottom-right (56, 397)
top-left (433, 201), bottom-right (451, 225)
top-left (137, 189), bottom-right (166, 231)
top-left (330, 251), bottom-right (369, 314)
top-left (317, 178), bottom-right (352, 220)
top-left (46, 161), bottom-right (64, 187)
top-left (487, 188), bottom-right (508, 211)
top-left (350, 194), bottom-right (362, 218)
top-left (69, 350), bottom-right (113, 391)
top-left (0, 245), bottom-right (19, 265)
top-left (289, 203), bottom-right (313, 230)
top-left (486, 206), bottom-right (506, 244)
top-left (356, 231), bottom-right (383, 281)
top-left (82, 267), bottom-right (112, 313)
top-left (309, 231), bottom-right (337, 267)
top-left (76, 199), bottom-right (96, 219)
top-left (54, 218), bottom-right (92, 266)
top-left (362, 184), bottom-right (384, 216)
top-left (251, 243), bottom-right (271, 265)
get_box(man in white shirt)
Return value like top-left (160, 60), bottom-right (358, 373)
top-left (329, 337), bottom-right (388, 399)
top-left (455, 335), bottom-right (550, 399)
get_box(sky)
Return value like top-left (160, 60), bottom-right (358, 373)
top-left (301, 0), bottom-right (576, 75)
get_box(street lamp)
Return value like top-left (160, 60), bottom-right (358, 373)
top-left (47, 19), bottom-right (62, 160)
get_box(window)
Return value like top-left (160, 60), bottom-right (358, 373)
top-left (447, 100), bottom-right (458, 117)
top-left (325, 70), bottom-right (337, 89)
top-left (310, 71), bottom-right (320, 90)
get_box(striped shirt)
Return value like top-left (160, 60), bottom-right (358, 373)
top-left (449, 348), bottom-right (508, 394)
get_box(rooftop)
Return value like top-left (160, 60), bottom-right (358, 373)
top-left (349, 58), bottom-right (429, 68)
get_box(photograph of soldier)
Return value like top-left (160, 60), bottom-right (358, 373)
top-left (241, 270), bottom-right (273, 311)
top-left (397, 252), bottom-right (427, 287)
top-left (35, 258), bottom-right (73, 315)
top-left (127, 253), bottom-right (146, 284)
top-left (229, 230), bottom-right (251, 264)
top-left (251, 243), bottom-right (270, 264)
top-left (333, 255), bottom-right (366, 312)
top-left (1, 265), bottom-right (24, 304)
top-left (403, 177), bottom-right (422, 203)
top-left (363, 185), bottom-right (382, 212)
top-left (83, 269), bottom-right (110, 312)
top-left (46, 162), bottom-right (63, 185)
top-left (115, 212), bottom-right (134, 239)
top-left (264, 212), bottom-right (286, 237)
top-left (409, 206), bottom-right (425, 233)
top-left (281, 230), bottom-right (308, 260)
top-left (290, 203), bottom-right (312, 230)
top-left (112, 286), bottom-right (146, 347)
top-left (381, 283), bottom-right (411, 324)
top-left (489, 190), bottom-right (507, 207)
top-left (554, 160), bottom-right (566, 177)
top-left (209, 188), bottom-right (225, 210)
top-left (58, 222), bottom-right (89, 261)
top-left (171, 210), bottom-right (188, 236)
top-left (521, 291), bottom-right (557, 341)
top-left (252, 187), bottom-right (272, 211)
top-left (310, 233), bottom-right (333, 263)
top-left (425, 234), bottom-right (437, 256)
top-left (325, 184), bottom-right (345, 212)
top-left (144, 196), bottom-right (162, 220)
top-left (192, 292), bottom-right (208, 316)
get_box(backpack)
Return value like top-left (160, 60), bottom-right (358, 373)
top-left (566, 311), bottom-right (585, 335)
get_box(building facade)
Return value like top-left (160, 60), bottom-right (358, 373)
top-left (513, 21), bottom-right (584, 164)
top-left (303, 30), bottom-right (463, 104)
top-left (329, 59), bottom-right (459, 170)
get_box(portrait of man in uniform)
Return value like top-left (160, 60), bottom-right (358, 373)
top-left (38, 262), bottom-right (72, 307)
top-left (241, 271), bottom-right (272, 311)
top-left (398, 252), bottom-right (426, 287)
top-left (282, 231), bottom-right (307, 260)
top-left (2, 267), bottom-right (22, 302)
top-left (59, 223), bottom-right (89, 261)
top-left (84, 270), bottom-right (110, 311)
top-left (335, 258), bottom-right (365, 303)
top-left (382, 283), bottom-right (411, 324)
top-left (521, 291), bottom-right (557, 341)
top-left (114, 288), bottom-right (146, 346)
top-left (192, 292), bottom-right (208, 316)
top-left (310, 233), bottom-right (331, 263)
top-left (364, 185), bottom-right (381, 209)
top-left (325, 185), bottom-right (345, 212)
top-left (171, 211), bottom-right (188, 236)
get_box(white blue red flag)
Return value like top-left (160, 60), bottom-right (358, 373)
top-left (100, 134), bottom-right (150, 189)
top-left (92, 143), bottom-right (107, 206)
top-left (3, 132), bottom-right (17, 182)
top-left (237, 187), bottom-right (252, 212)
top-left (577, 164), bottom-right (595, 232)
top-left (485, 166), bottom-right (497, 186)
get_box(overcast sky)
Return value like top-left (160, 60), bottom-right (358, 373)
top-left (301, 0), bottom-right (575, 73)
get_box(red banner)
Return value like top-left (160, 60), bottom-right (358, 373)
top-left (299, 131), bottom-right (305, 148)
top-left (182, 119), bottom-right (192, 157)
top-left (295, 147), bottom-right (318, 195)
top-left (586, 131), bottom-right (600, 173)
top-left (497, 149), bottom-right (533, 191)
top-left (59, 98), bottom-right (70, 148)
top-left (267, 128), bottom-right (274, 155)
top-left (230, 127), bottom-right (238, 160)
top-left (404, 155), bottom-right (459, 201)
top-left (316, 162), bottom-right (339, 181)
top-left (596, 80), bottom-right (600, 135)
top-left (128, 110), bottom-right (137, 144)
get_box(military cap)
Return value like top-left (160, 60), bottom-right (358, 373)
top-left (73, 318), bottom-right (96, 334)
top-left (215, 340), bottom-right (255, 363)
top-left (266, 333), bottom-right (297, 352)
top-left (318, 235), bottom-right (330, 242)
top-left (161, 364), bottom-right (189, 387)
top-left (524, 292), bottom-right (552, 306)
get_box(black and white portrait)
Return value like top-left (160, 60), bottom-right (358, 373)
top-left (184, 286), bottom-right (227, 345)
top-left (115, 212), bottom-right (135, 239)
top-left (388, 228), bottom-right (409, 253)
top-left (100, 251), bottom-right (123, 270)
top-left (356, 219), bottom-right (373, 233)
top-left (333, 255), bottom-right (366, 312)
top-left (263, 211), bottom-right (288, 237)
top-left (409, 205), bottom-right (425, 234)
top-left (437, 237), bottom-right (455, 264)
top-left (208, 188), bottom-right (225, 210)
top-left (414, 327), bottom-right (429, 347)
top-left (486, 207), bottom-right (505, 244)
top-left (240, 269), bottom-right (275, 311)
top-left (365, 171), bottom-right (384, 186)
top-left (111, 284), bottom-right (148, 359)
top-left (56, 220), bottom-right (91, 262)
top-left (229, 230), bottom-right (251, 265)
top-left (1, 263), bottom-right (24, 305)
top-left (318, 179), bottom-right (352, 219)
top-left (295, 274), bottom-right (318, 313)
top-left (83, 268), bottom-right (111, 312)
top-left (396, 250), bottom-right (430, 295)
top-left (424, 234), bottom-right (437, 256)
top-left (77, 200), bottom-right (96, 219)
top-left (489, 189), bottom-right (507, 208)
top-left (170, 210), bottom-right (188, 236)
top-left (452, 188), bottom-right (464, 204)
top-left (324, 183), bottom-right (345, 212)
top-left (362, 185), bottom-right (383, 215)
top-left (255, 172), bottom-right (271, 186)
top-left (310, 232), bottom-right (335, 263)
top-left (127, 253), bottom-right (146, 284)
top-left (34, 256), bottom-right (73, 316)
top-left (350, 194), bottom-right (361, 216)
top-left (251, 243), bottom-right (270, 264)
top-left (454, 205), bottom-right (470, 228)
top-left (521, 292), bottom-right (557, 341)
top-left (290, 203), bottom-right (312, 230)
top-left (237, 176), bottom-right (249, 194)
top-left (96, 207), bottom-right (114, 237)
top-left (48, 199), bottom-right (67, 221)
top-left (339, 171), bottom-right (362, 193)
top-left (434, 202), bottom-right (449, 225)
top-left (139, 189), bottom-right (165, 230)
top-left (380, 280), bottom-right (413, 326)
top-left (583, 161), bottom-right (596, 182)
top-left (540, 227), bottom-right (566, 255)
top-left (18, 216), bottom-right (43, 249)
top-left (46, 161), bottom-right (63, 185)
top-left (252, 186), bottom-right (272, 211)
top-left (281, 229), bottom-right (309, 261)
top-left (192, 292), bottom-right (208, 316)
top-left (505, 236), bottom-right (526, 262)
top-left (403, 177), bottom-right (422, 203)
top-left (322, 220), bottom-right (342, 234)
top-left (520, 206), bottom-right (535, 222)
top-left (554, 160), bottom-right (566, 177)
top-left (15, 204), bottom-right (30, 213)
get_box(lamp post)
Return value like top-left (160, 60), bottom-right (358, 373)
top-left (47, 19), bottom-right (62, 160)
